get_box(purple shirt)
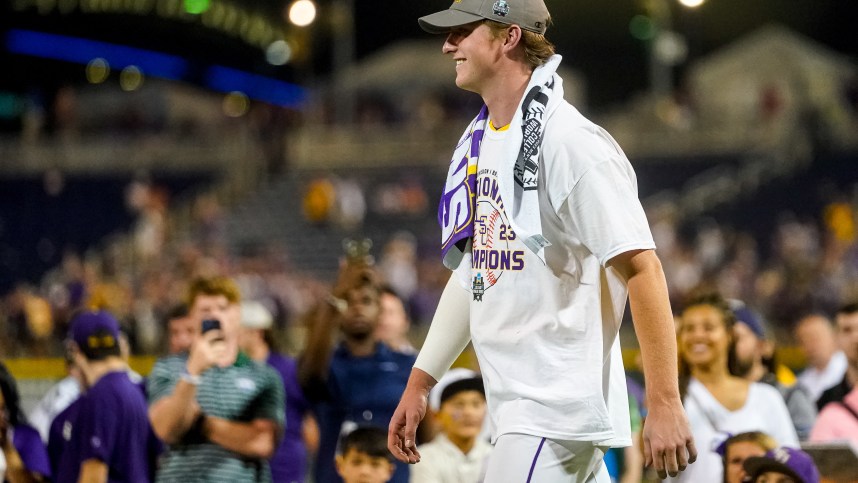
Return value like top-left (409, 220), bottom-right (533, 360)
top-left (12, 423), bottom-right (51, 479)
top-left (267, 352), bottom-right (310, 483)
top-left (54, 371), bottom-right (154, 483)
top-left (48, 397), bottom-right (82, 479)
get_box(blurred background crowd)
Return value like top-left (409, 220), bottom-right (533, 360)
top-left (1, 0), bottom-right (858, 482)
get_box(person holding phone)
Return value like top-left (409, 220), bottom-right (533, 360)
top-left (147, 276), bottom-right (285, 482)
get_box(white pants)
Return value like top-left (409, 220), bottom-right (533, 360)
top-left (482, 434), bottom-right (611, 483)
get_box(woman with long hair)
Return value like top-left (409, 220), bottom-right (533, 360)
top-left (668, 293), bottom-right (798, 483)
top-left (0, 362), bottom-right (50, 482)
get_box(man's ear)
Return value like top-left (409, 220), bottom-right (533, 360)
top-left (502, 24), bottom-right (523, 51)
top-left (335, 455), bottom-right (345, 477)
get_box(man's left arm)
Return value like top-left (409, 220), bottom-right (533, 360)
top-left (608, 249), bottom-right (697, 479)
top-left (201, 417), bottom-right (279, 459)
top-left (202, 369), bottom-right (285, 459)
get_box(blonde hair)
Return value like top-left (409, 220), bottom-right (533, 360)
top-left (486, 20), bottom-right (555, 69)
top-left (186, 276), bottom-right (241, 306)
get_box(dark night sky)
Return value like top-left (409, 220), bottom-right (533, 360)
top-left (2, 0), bottom-right (856, 110)
top-left (360, 0), bottom-right (858, 108)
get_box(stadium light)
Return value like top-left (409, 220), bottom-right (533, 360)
top-left (288, 0), bottom-right (317, 27)
top-left (678, 0), bottom-right (705, 7)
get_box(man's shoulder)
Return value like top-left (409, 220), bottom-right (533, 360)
top-left (545, 101), bottom-right (592, 135)
top-left (817, 376), bottom-right (852, 410)
top-left (13, 422), bottom-right (42, 443)
top-left (543, 101), bottom-right (625, 168)
top-left (152, 353), bottom-right (188, 371)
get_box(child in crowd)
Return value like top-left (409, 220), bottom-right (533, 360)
top-left (743, 447), bottom-right (819, 483)
top-left (336, 426), bottom-right (396, 483)
top-left (411, 375), bottom-right (492, 483)
top-left (717, 431), bottom-right (778, 483)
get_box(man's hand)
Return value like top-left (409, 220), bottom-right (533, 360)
top-left (387, 369), bottom-right (435, 464)
top-left (187, 329), bottom-right (226, 375)
top-left (642, 399), bottom-right (697, 479)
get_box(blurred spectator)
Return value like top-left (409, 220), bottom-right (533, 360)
top-left (379, 233), bottom-right (419, 303)
top-left (299, 260), bottom-right (414, 483)
top-left (375, 287), bottom-right (416, 355)
top-left (331, 178), bottom-right (366, 231)
top-left (717, 431), bottom-right (778, 483)
top-left (4, 285), bottom-right (53, 357)
top-left (794, 314), bottom-right (847, 403)
top-left (603, 394), bottom-right (643, 483)
top-left (669, 292), bottom-right (798, 483)
top-left (731, 301), bottom-right (817, 440)
top-left (335, 426), bottom-right (395, 483)
top-left (147, 276), bottom-right (285, 482)
top-left (0, 362), bottom-right (50, 482)
top-left (164, 303), bottom-right (195, 355)
top-left (816, 303), bottom-right (858, 411)
top-left (27, 351), bottom-right (84, 443)
top-left (809, 383), bottom-right (858, 443)
top-left (303, 177), bottom-right (337, 225)
top-left (55, 311), bottom-right (155, 483)
top-left (239, 300), bottom-right (313, 483)
top-left (192, 192), bottom-right (227, 253)
top-left (411, 376), bottom-right (491, 483)
top-left (742, 447), bottom-right (819, 483)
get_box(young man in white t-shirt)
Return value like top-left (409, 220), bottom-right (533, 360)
top-left (387, 0), bottom-right (697, 481)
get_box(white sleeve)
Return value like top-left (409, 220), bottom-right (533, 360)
top-left (557, 159), bottom-right (655, 267)
top-left (413, 274), bottom-right (471, 382)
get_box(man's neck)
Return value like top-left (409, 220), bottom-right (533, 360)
top-left (813, 352), bottom-right (835, 371)
top-left (446, 432), bottom-right (477, 455)
top-left (847, 364), bottom-right (858, 387)
top-left (247, 342), bottom-right (270, 363)
top-left (747, 362), bottom-right (768, 383)
top-left (218, 340), bottom-right (242, 368)
top-left (83, 358), bottom-right (127, 386)
top-left (344, 337), bottom-right (377, 357)
top-left (482, 63), bottom-right (533, 128)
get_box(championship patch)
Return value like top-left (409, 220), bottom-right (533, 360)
top-left (492, 0), bottom-right (510, 17)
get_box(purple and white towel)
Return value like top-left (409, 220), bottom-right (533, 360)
top-left (438, 55), bottom-right (565, 270)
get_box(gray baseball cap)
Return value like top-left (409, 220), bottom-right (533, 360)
top-left (418, 0), bottom-right (550, 35)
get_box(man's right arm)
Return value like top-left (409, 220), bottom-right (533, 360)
top-left (388, 274), bottom-right (471, 464)
top-left (148, 333), bottom-right (220, 444)
top-left (148, 377), bottom-right (200, 444)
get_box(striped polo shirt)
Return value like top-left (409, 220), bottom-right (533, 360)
top-left (148, 352), bottom-right (285, 482)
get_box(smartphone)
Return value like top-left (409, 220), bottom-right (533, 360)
top-left (201, 319), bottom-right (221, 334)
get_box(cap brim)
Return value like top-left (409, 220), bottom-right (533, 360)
top-left (744, 457), bottom-right (804, 483)
top-left (418, 9), bottom-right (485, 34)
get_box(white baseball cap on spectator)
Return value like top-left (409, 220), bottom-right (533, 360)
top-left (240, 300), bottom-right (273, 330)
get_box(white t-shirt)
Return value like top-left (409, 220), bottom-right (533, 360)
top-left (453, 102), bottom-right (655, 446)
top-left (411, 434), bottom-right (492, 483)
top-left (798, 350), bottom-right (847, 402)
top-left (28, 376), bottom-right (81, 443)
top-left (668, 379), bottom-right (800, 483)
